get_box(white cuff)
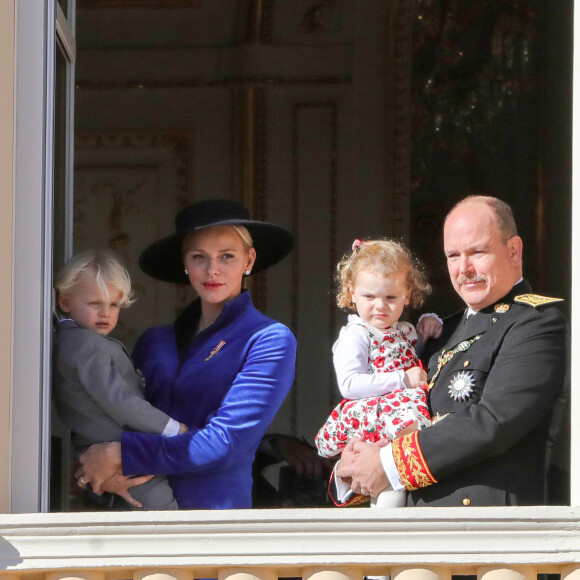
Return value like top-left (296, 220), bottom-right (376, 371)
top-left (380, 444), bottom-right (405, 491)
top-left (418, 312), bottom-right (443, 327)
top-left (332, 460), bottom-right (356, 503)
top-left (162, 418), bottom-right (181, 437)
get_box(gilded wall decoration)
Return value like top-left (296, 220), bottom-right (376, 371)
top-left (74, 131), bottom-right (194, 350)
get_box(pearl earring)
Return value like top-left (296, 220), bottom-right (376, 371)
top-left (184, 269), bottom-right (188, 275)
top-left (245, 270), bottom-right (251, 276)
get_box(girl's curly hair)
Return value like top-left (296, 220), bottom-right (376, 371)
top-left (336, 239), bottom-right (431, 311)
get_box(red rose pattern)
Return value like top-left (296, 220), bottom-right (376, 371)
top-left (314, 320), bottom-right (432, 458)
top-left (314, 386), bottom-right (432, 457)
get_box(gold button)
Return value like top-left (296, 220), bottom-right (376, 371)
top-left (462, 498), bottom-right (471, 506)
top-left (463, 360), bottom-right (469, 367)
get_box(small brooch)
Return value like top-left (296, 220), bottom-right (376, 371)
top-left (205, 340), bottom-right (227, 361)
top-left (448, 371), bottom-right (475, 401)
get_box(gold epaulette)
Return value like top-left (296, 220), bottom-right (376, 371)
top-left (514, 294), bottom-right (564, 308)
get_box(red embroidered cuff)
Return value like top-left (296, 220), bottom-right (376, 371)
top-left (392, 431), bottom-right (437, 490)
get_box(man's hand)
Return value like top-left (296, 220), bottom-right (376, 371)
top-left (417, 315), bottom-right (443, 342)
top-left (336, 437), bottom-right (391, 496)
top-left (75, 441), bottom-right (122, 495)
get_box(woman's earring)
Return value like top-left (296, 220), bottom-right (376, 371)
top-left (184, 269), bottom-right (188, 275)
top-left (245, 270), bottom-right (251, 276)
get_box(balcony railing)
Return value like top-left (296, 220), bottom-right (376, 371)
top-left (0, 507), bottom-right (579, 580)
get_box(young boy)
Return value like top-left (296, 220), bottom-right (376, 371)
top-left (52, 250), bottom-right (185, 510)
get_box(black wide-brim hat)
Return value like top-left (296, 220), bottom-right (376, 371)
top-left (139, 198), bottom-right (294, 284)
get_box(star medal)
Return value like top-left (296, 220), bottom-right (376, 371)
top-left (448, 371), bottom-right (475, 401)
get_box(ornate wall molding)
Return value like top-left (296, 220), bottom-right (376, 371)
top-left (292, 102), bottom-right (338, 433)
top-left (388, 0), bottom-right (414, 240)
top-left (245, 88), bottom-right (269, 314)
top-left (76, 77), bottom-right (351, 91)
top-left (78, 0), bottom-right (201, 7)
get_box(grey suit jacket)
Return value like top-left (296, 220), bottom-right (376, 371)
top-left (53, 319), bottom-right (173, 450)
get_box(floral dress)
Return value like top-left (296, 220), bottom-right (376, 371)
top-left (315, 318), bottom-right (431, 458)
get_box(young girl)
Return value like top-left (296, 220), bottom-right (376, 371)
top-left (52, 250), bottom-right (187, 510)
top-left (315, 239), bottom-right (441, 507)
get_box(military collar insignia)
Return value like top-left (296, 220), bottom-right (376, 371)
top-left (494, 303), bottom-right (510, 313)
top-left (514, 294), bottom-right (564, 308)
top-left (448, 370), bottom-right (475, 401)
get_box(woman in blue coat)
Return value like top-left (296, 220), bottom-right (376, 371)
top-left (75, 199), bottom-right (297, 509)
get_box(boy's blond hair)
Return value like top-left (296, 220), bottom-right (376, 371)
top-left (336, 239), bottom-right (431, 311)
top-left (54, 250), bottom-right (135, 315)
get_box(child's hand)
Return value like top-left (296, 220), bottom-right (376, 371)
top-left (178, 423), bottom-right (189, 434)
top-left (417, 313), bottom-right (443, 342)
top-left (404, 366), bottom-right (428, 389)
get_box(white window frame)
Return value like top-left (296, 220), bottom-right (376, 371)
top-left (12, 0), bottom-right (75, 513)
top-left (8, 0), bottom-right (578, 512)
top-left (570, 0), bottom-right (580, 507)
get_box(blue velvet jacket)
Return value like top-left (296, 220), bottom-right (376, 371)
top-left (123, 291), bottom-right (297, 509)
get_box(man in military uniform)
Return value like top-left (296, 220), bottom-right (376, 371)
top-left (335, 195), bottom-right (568, 506)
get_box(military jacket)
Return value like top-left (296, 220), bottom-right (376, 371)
top-left (398, 280), bottom-right (568, 507)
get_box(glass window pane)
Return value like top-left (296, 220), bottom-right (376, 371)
top-left (58, 0), bottom-right (69, 17)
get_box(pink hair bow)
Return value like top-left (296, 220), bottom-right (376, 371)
top-left (352, 239), bottom-right (363, 251)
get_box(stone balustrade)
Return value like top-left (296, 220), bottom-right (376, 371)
top-left (0, 507), bottom-right (579, 580)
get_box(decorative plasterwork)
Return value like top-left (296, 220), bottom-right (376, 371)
top-left (74, 131), bottom-right (193, 348)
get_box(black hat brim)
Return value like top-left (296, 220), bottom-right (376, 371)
top-left (139, 219), bottom-right (294, 284)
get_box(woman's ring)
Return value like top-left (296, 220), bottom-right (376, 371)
top-left (79, 476), bottom-right (86, 485)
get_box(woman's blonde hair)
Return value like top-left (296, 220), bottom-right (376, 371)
top-left (232, 225), bottom-right (253, 250)
top-left (182, 225), bottom-right (254, 254)
top-left (336, 239), bottom-right (431, 311)
top-left (54, 250), bottom-right (135, 314)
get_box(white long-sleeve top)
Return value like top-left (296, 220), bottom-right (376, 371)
top-left (332, 314), bottom-right (419, 400)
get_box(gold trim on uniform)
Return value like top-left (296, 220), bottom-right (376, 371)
top-left (328, 476), bottom-right (371, 507)
top-left (431, 412), bottom-right (449, 424)
top-left (392, 431), bottom-right (437, 491)
top-left (514, 294), bottom-right (564, 308)
top-left (428, 334), bottom-right (482, 390)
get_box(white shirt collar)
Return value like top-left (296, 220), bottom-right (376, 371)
top-left (467, 277), bottom-right (524, 317)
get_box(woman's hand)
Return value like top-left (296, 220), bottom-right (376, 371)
top-left (75, 441), bottom-right (122, 495)
top-left (99, 472), bottom-right (154, 509)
